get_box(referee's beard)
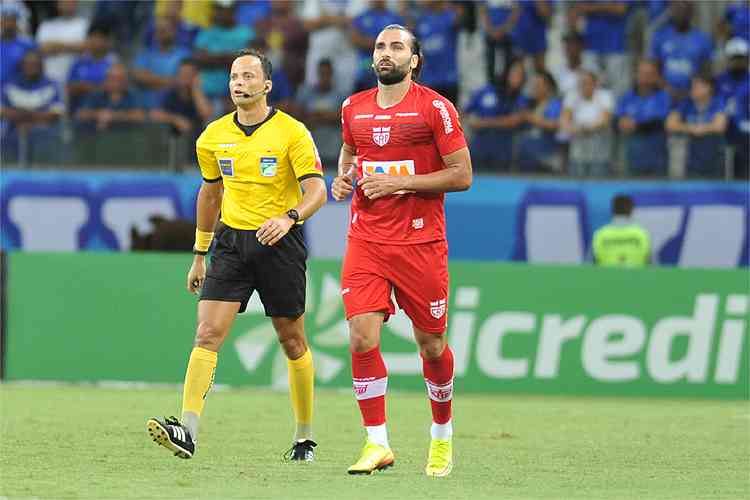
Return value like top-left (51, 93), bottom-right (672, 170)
top-left (375, 61), bottom-right (411, 86)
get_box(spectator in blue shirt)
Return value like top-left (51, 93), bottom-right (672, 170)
top-left (465, 58), bottom-right (529, 172)
top-left (717, 38), bottom-right (750, 179)
top-left (193, 2), bottom-right (253, 117)
top-left (235, 0), bottom-right (271, 28)
top-left (719, 1), bottom-right (750, 44)
top-left (514, 0), bottom-right (553, 73)
top-left (415, 1), bottom-right (463, 104)
top-left (616, 60), bottom-right (671, 176)
top-left (133, 17), bottom-right (191, 109)
top-left (75, 62), bottom-right (146, 131)
top-left (141, 0), bottom-right (199, 51)
top-left (666, 73), bottom-right (728, 178)
top-left (151, 59), bottom-right (212, 136)
top-left (268, 65), bottom-right (294, 113)
top-left (0, 50), bottom-right (63, 160)
top-left (518, 70), bottom-right (562, 173)
top-left (0, 5), bottom-right (36, 85)
top-left (350, 1), bottom-right (404, 92)
top-left (479, 1), bottom-right (520, 83)
top-left (650, 1), bottom-right (714, 102)
top-left (295, 58), bottom-right (348, 166)
top-left (569, 1), bottom-right (631, 97)
top-left (67, 23), bottom-right (117, 112)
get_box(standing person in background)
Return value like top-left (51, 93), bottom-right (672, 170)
top-left (718, 0), bottom-right (750, 45)
top-left (332, 24), bottom-right (472, 477)
top-left (517, 70), bottom-right (563, 173)
top-left (649, 0), bottom-right (714, 103)
top-left (593, 194), bottom-right (651, 267)
top-left (36, 0), bottom-right (90, 91)
top-left (66, 23), bottom-right (117, 112)
top-left (717, 38), bottom-right (750, 179)
top-left (254, 0), bottom-right (308, 92)
top-left (132, 16), bottom-right (191, 109)
top-left (147, 48), bottom-right (327, 463)
top-left (553, 31), bottom-right (585, 97)
top-left (616, 59), bottom-right (671, 176)
top-left (75, 63), bottom-right (146, 131)
top-left (666, 73), bottom-right (728, 178)
top-left (1, 4), bottom-right (36, 85)
top-left (514, 0), bottom-right (553, 73)
top-left (193, 1), bottom-right (253, 117)
top-left (568, 1), bottom-right (631, 97)
top-left (414, 0), bottom-right (463, 105)
top-left (561, 69), bottom-right (614, 177)
top-left (350, 0), bottom-right (404, 92)
top-left (478, 0), bottom-right (520, 83)
top-left (465, 57), bottom-right (528, 172)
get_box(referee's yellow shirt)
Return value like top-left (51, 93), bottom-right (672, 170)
top-left (196, 109), bottom-right (323, 230)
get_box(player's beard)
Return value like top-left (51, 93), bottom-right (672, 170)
top-left (375, 60), bottom-right (410, 85)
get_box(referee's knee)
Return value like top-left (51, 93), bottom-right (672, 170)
top-left (194, 321), bottom-right (225, 351)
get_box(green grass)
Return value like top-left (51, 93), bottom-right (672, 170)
top-left (1, 384), bottom-right (748, 500)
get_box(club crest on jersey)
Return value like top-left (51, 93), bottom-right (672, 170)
top-left (372, 126), bottom-right (391, 147)
top-left (430, 298), bottom-right (447, 319)
top-left (218, 158), bottom-right (234, 176)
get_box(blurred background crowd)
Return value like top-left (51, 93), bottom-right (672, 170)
top-left (0, 0), bottom-right (748, 179)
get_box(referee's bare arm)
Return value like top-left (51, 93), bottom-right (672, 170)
top-left (187, 180), bottom-right (223, 293)
top-left (256, 176), bottom-right (327, 246)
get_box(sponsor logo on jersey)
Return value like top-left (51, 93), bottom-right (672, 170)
top-left (395, 112), bottom-right (419, 117)
top-left (361, 160), bottom-right (415, 194)
top-left (432, 99), bottom-right (454, 134)
top-left (372, 126), bottom-right (391, 146)
top-left (259, 157), bottom-right (278, 177)
top-left (374, 114), bottom-right (391, 120)
top-left (354, 114), bottom-right (373, 119)
top-left (218, 158), bottom-right (234, 176)
top-left (219, 143), bottom-right (237, 148)
top-left (430, 298), bottom-right (447, 319)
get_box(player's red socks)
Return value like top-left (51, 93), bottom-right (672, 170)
top-left (422, 345), bottom-right (454, 425)
top-left (351, 346), bottom-right (388, 426)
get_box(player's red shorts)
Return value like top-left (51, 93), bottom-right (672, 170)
top-left (341, 237), bottom-right (449, 333)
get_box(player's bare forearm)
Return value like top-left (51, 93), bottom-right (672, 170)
top-left (337, 142), bottom-right (356, 174)
top-left (401, 147), bottom-right (472, 193)
top-left (195, 180), bottom-right (223, 233)
top-left (295, 176), bottom-right (328, 220)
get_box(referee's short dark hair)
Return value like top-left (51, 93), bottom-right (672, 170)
top-left (235, 48), bottom-right (273, 81)
top-left (612, 194), bottom-right (634, 216)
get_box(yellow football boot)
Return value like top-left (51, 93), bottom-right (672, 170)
top-left (425, 438), bottom-right (452, 477)
top-left (347, 440), bottom-right (395, 475)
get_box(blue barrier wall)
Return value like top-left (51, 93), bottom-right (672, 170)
top-left (1, 169), bottom-right (747, 267)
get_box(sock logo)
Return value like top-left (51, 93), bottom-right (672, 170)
top-left (352, 376), bottom-right (388, 400)
top-left (425, 379), bottom-right (453, 402)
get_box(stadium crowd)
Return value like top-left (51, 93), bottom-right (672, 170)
top-left (0, 0), bottom-right (748, 178)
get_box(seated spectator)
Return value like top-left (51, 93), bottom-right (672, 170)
top-left (616, 60), bottom-right (671, 176)
top-left (295, 58), bottom-right (347, 167)
top-left (132, 16), bottom-right (191, 109)
top-left (478, 0), bottom-right (519, 82)
top-left (650, 1), bottom-right (714, 103)
top-left (514, 0), bottom-right (553, 73)
top-left (569, 1), bottom-right (631, 97)
top-left (75, 62), bottom-right (145, 131)
top-left (561, 69), bottom-right (614, 177)
top-left (350, 1), bottom-right (404, 92)
top-left (193, 1), bottom-right (253, 117)
top-left (718, 0), bottom-right (749, 45)
top-left (150, 59), bottom-right (212, 137)
top-left (67, 23), bottom-right (117, 112)
top-left (666, 73), bottom-right (728, 178)
top-left (517, 70), bottom-right (562, 173)
top-left (142, 0), bottom-right (199, 51)
top-left (465, 58), bottom-right (528, 172)
top-left (1, 4), bottom-right (36, 85)
top-left (36, 0), bottom-right (90, 90)
top-left (415, 1), bottom-right (463, 104)
top-left (716, 38), bottom-right (749, 179)
top-left (0, 50), bottom-right (63, 158)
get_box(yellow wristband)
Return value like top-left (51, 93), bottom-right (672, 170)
top-left (194, 229), bottom-right (214, 253)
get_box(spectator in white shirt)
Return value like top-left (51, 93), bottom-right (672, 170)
top-left (36, 0), bottom-right (90, 90)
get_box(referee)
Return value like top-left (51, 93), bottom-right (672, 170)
top-left (147, 49), bottom-right (327, 462)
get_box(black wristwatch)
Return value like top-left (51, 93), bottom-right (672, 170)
top-left (286, 209), bottom-right (300, 223)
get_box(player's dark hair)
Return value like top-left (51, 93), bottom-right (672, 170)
top-left (382, 24), bottom-right (423, 80)
top-left (235, 48), bottom-right (273, 81)
top-left (612, 194), bottom-right (634, 216)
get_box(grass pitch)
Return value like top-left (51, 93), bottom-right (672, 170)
top-left (1, 384), bottom-right (748, 500)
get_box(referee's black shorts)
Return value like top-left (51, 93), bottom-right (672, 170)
top-left (200, 222), bottom-right (307, 317)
